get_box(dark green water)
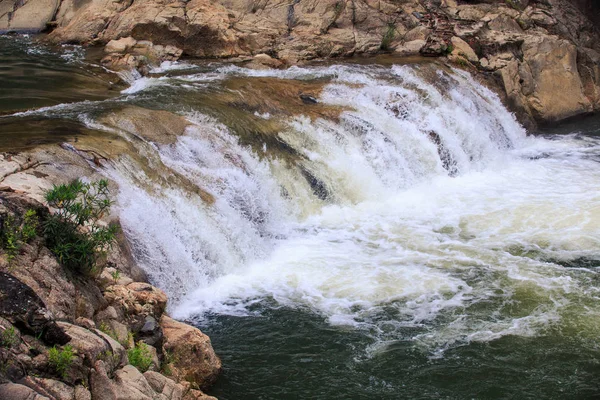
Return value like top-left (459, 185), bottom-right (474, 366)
top-left (196, 304), bottom-right (600, 400)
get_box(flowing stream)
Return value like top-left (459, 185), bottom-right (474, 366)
top-left (2, 37), bottom-right (600, 399)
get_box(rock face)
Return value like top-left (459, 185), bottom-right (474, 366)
top-left (36, 0), bottom-right (600, 125)
top-left (0, 0), bottom-right (59, 33)
top-left (0, 173), bottom-right (221, 400)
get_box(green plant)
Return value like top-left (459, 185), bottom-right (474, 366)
top-left (48, 345), bottom-right (74, 379)
top-left (128, 341), bottom-right (153, 373)
top-left (110, 269), bottom-right (121, 283)
top-left (0, 326), bottom-right (18, 348)
top-left (44, 179), bottom-right (118, 276)
top-left (21, 209), bottom-right (39, 242)
top-left (98, 322), bottom-right (118, 341)
top-left (380, 23), bottom-right (396, 51)
top-left (160, 349), bottom-right (175, 376)
top-left (1, 209), bottom-right (39, 264)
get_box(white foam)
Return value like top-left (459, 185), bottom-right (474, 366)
top-left (102, 63), bottom-right (600, 352)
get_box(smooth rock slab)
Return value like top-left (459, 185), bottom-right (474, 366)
top-left (0, 0), bottom-right (59, 33)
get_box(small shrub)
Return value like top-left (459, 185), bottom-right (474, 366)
top-left (1, 209), bottom-right (39, 264)
top-left (48, 345), bottom-right (74, 379)
top-left (380, 23), bottom-right (396, 51)
top-left (44, 179), bottom-right (118, 276)
top-left (21, 209), bottom-right (39, 242)
top-left (110, 269), bottom-right (121, 283)
top-left (128, 341), bottom-right (153, 373)
top-left (0, 326), bottom-right (18, 348)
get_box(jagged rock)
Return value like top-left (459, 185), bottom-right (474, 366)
top-left (448, 36), bottom-right (478, 63)
top-left (138, 316), bottom-right (163, 348)
top-left (90, 360), bottom-right (117, 400)
top-left (160, 316), bottom-right (221, 390)
top-left (104, 282), bottom-right (168, 320)
top-left (0, 272), bottom-right (69, 346)
top-left (56, 322), bottom-right (127, 372)
top-left (112, 365), bottom-right (156, 400)
top-left (421, 37), bottom-right (449, 56)
top-left (0, 382), bottom-right (49, 400)
top-left (74, 385), bottom-right (92, 400)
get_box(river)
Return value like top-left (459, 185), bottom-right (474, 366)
top-left (1, 36), bottom-right (599, 400)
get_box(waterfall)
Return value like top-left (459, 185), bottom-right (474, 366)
top-left (95, 63), bottom-right (600, 348)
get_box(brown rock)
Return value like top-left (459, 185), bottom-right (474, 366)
top-left (520, 36), bottom-right (592, 121)
top-left (99, 107), bottom-right (191, 146)
top-left (0, 0), bottom-right (59, 33)
top-left (105, 37), bottom-right (138, 54)
top-left (18, 377), bottom-right (74, 400)
top-left (160, 316), bottom-right (221, 390)
top-left (0, 382), bottom-right (49, 400)
top-left (90, 360), bottom-right (117, 400)
top-left (112, 365), bottom-right (155, 400)
top-left (449, 36), bottom-right (478, 63)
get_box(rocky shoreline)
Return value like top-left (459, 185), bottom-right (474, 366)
top-left (2, 0), bottom-right (600, 127)
top-left (0, 149), bottom-right (221, 400)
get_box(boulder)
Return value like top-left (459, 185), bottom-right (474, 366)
top-left (0, 0), bottom-right (59, 33)
top-left (0, 272), bottom-right (69, 345)
top-left (520, 36), bottom-right (592, 121)
top-left (56, 321), bottom-right (127, 372)
top-left (105, 37), bottom-right (138, 54)
top-left (160, 316), bottom-right (221, 390)
top-left (90, 360), bottom-right (117, 400)
top-left (112, 365), bottom-right (156, 400)
top-left (0, 382), bottom-right (49, 400)
top-left (448, 36), bottom-right (478, 63)
top-left (18, 377), bottom-right (74, 400)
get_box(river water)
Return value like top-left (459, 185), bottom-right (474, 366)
top-left (1, 36), bottom-right (600, 399)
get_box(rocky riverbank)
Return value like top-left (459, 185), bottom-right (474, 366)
top-left (0, 148), bottom-right (221, 400)
top-left (2, 0), bottom-right (600, 127)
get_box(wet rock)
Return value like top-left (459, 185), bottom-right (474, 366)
top-left (245, 54), bottom-right (283, 70)
top-left (99, 107), bottom-right (191, 146)
top-left (299, 94), bottom-right (318, 105)
top-left (160, 316), bottom-right (221, 390)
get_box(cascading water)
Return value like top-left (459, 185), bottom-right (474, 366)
top-left (3, 42), bottom-right (600, 398)
top-left (95, 63), bottom-right (600, 355)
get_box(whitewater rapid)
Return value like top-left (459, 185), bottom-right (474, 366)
top-left (84, 63), bottom-right (600, 353)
